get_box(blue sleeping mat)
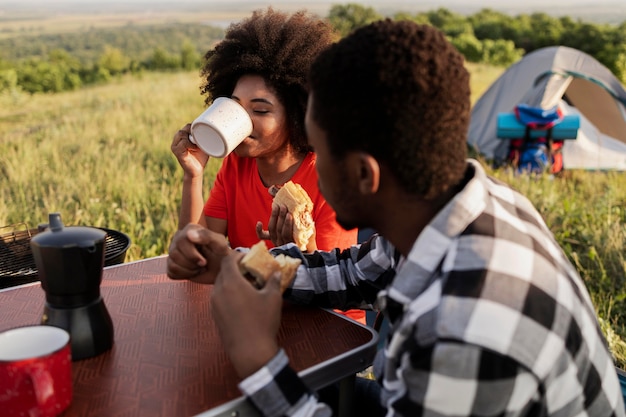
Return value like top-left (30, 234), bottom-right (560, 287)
top-left (497, 113), bottom-right (580, 140)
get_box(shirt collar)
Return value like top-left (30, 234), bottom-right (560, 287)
top-left (382, 159), bottom-right (489, 307)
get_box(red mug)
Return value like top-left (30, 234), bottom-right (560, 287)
top-left (0, 325), bottom-right (72, 417)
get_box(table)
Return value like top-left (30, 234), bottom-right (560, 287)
top-left (0, 256), bottom-right (378, 417)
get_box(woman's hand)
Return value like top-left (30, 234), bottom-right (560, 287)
top-left (256, 204), bottom-right (292, 245)
top-left (211, 251), bottom-right (282, 378)
top-left (256, 204), bottom-right (318, 252)
top-left (171, 123), bottom-right (210, 178)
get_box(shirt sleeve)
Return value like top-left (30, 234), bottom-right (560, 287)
top-left (238, 349), bottom-right (332, 417)
top-left (272, 235), bottom-right (400, 310)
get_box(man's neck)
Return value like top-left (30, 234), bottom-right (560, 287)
top-left (376, 186), bottom-right (459, 257)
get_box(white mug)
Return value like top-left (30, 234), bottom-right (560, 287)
top-left (189, 97), bottom-right (253, 158)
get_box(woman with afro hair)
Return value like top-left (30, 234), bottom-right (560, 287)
top-left (170, 8), bottom-right (363, 322)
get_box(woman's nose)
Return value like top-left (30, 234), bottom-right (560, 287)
top-left (245, 110), bottom-right (255, 129)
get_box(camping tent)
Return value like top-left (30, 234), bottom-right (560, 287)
top-left (468, 46), bottom-right (626, 170)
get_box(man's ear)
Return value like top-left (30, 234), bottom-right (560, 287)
top-left (351, 152), bottom-right (380, 195)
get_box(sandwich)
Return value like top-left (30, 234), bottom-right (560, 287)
top-left (239, 241), bottom-right (301, 293)
top-left (272, 181), bottom-right (315, 250)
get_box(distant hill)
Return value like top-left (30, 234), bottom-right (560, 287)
top-left (2, 0), bottom-right (625, 25)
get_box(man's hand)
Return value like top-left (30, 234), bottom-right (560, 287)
top-left (167, 224), bottom-right (231, 284)
top-left (211, 251), bottom-right (282, 379)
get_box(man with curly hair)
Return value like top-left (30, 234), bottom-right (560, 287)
top-left (169, 19), bottom-right (624, 416)
top-left (169, 8), bottom-right (364, 323)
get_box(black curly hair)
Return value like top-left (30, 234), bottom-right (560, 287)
top-left (309, 19), bottom-right (470, 199)
top-left (200, 8), bottom-right (337, 156)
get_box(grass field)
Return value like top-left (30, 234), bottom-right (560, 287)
top-left (2, 64), bottom-right (626, 367)
top-left (0, 10), bottom-right (247, 39)
top-left (0, 71), bottom-right (212, 260)
top-left (0, 63), bottom-right (500, 255)
top-left (0, 3), bottom-right (329, 40)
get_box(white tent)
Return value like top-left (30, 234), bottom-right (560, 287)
top-left (468, 46), bottom-right (626, 170)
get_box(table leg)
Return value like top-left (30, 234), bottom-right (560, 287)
top-left (337, 374), bottom-right (356, 417)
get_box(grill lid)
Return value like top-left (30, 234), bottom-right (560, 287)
top-left (0, 223), bottom-right (131, 285)
top-left (31, 213), bottom-right (106, 248)
top-left (0, 223), bottom-right (36, 278)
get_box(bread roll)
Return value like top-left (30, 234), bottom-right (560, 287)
top-left (239, 241), bottom-right (301, 293)
top-left (272, 181), bottom-right (314, 250)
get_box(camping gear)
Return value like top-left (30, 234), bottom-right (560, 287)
top-left (0, 222), bottom-right (131, 289)
top-left (469, 46), bottom-right (626, 171)
top-left (497, 104), bottom-right (579, 174)
top-left (30, 213), bottom-right (114, 361)
top-left (496, 112), bottom-right (580, 140)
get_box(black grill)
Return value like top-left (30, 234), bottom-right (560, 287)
top-left (0, 223), bottom-right (131, 289)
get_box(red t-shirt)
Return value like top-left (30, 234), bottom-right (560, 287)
top-left (204, 152), bottom-right (357, 250)
top-left (204, 152), bottom-right (365, 323)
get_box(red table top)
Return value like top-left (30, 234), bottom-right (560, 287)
top-left (0, 256), bottom-right (376, 417)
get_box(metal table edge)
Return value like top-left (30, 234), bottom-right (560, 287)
top-left (194, 309), bottom-right (379, 417)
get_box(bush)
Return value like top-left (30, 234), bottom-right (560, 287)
top-left (450, 34), bottom-right (483, 63)
top-left (481, 38), bottom-right (524, 66)
top-left (0, 69), bottom-right (18, 93)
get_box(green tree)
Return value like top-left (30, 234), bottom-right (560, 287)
top-left (327, 3), bottom-right (382, 37)
top-left (98, 46), bottom-right (130, 76)
top-left (469, 9), bottom-right (513, 40)
top-left (0, 58), bottom-right (18, 93)
top-left (180, 40), bottom-right (200, 71)
top-left (560, 22), bottom-right (612, 58)
top-left (393, 12), bottom-right (430, 26)
top-left (597, 43), bottom-right (626, 84)
top-left (426, 8), bottom-right (473, 37)
top-left (16, 49), bottom-right (82, 93)
top-left (17, 60), bottom-right (62, 93)
top-left (558, 16), bottom-right (579, 35)
top-left (450, 34), bottom-right (483, 63)
top-left (0, 68), bottom-right (18, 93)
top-left (481, 39), bottom-right (524, 66)
top-left (507, 14), bottom-right (534, 51)
top-left (528, 13), bottom-right (563, 50)
top-left (49, 49), bottom-right (82, 90)
top-left (147, 47), bottom-right (181, 71)
top-left (608, 22), bottom-right (626, 83)
top-left (49, 49), bottom-right (80, 70)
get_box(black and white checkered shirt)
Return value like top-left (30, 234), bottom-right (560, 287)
top-left (239, 159), bottom-right (624, 416)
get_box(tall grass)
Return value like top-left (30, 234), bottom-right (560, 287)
top-left (2, 66), bottom-right (626, 366)
top-left (0, 71), bottom-right (221, 259)
top-left (466, 62), bottom-right (504, 104)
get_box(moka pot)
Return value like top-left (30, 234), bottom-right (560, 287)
top-left (30, 212), bottom-right (114, 361)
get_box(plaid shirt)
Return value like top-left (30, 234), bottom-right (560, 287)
top-left (239, 159), bottom-right (624, 416)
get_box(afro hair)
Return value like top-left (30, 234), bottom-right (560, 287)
top-left (200, 8), bottom-right (337, 156)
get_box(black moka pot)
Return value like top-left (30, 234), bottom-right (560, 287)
top-left (30, 212), bottom-right (114, 361)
